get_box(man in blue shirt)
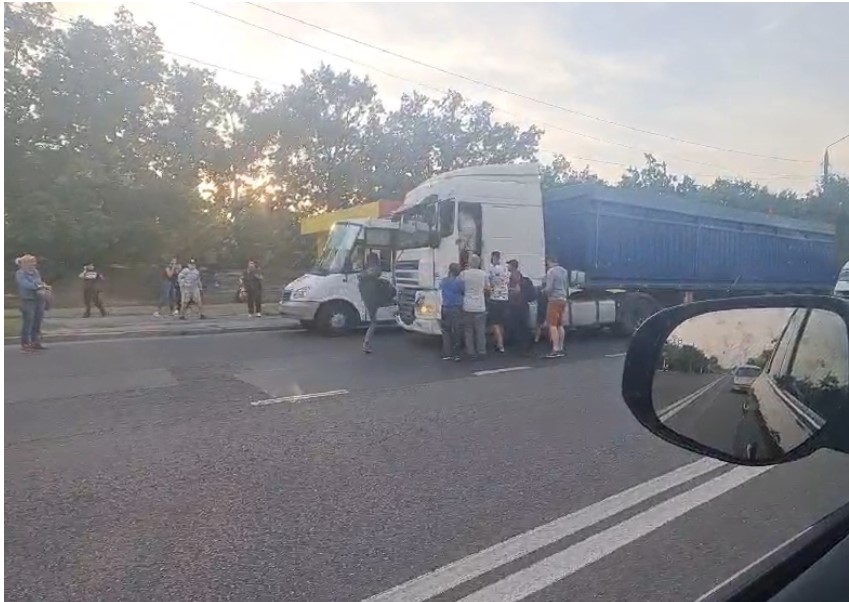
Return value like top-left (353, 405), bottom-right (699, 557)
top-left (15, 254), bottom-right (49, 351)
top-left (439, 262), bottom-right (465, 360)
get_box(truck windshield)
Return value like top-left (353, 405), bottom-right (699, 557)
top-left (313, 223), bottom-right (362, 274)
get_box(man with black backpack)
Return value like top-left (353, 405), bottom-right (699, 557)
top-left (507, 259), bottom-right (534, 355)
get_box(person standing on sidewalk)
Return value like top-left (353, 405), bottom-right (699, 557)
top-left (487, 250), bottom-right (510, 354)
top-left (178, 259), bottom-right (205, 320)
top-left (240, 260), bottom-right (263, 317)
top-left (358, 252), bottom-right (395, 354)
top-left (459, 254), bottom-right (489, 360)
top-left (15, 254), bottom-right (49, 352)
top-left (439, 262), bottom-right (464, 360)
top-left (154, 258), bottom-right (178, 317)
top-left (543, 256), bottom-right (569, 358)
top-left (79, 263), bottom-right (107, 317)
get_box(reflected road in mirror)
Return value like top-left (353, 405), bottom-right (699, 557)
top-left (652, 307), bottom-right (849, 462)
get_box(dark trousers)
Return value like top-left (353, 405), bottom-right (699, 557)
top-left (20, 299), bottom-right (44, 345)
top-left (508, 302), bottom-right (532, 352)
top-left (440, 306), bottom-right (462, 357)
top-left (83, 288), bottom-right (106, 316)
top-left (246, 287), bottom-right (262, 314)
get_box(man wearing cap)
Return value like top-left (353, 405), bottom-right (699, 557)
top-left (178, 259), bottom-right (206, 320)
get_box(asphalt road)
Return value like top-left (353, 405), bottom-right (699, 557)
top-left (5, 330), bottom-right (849, 602)
top-left (655, 373), bottom-right (782, 461)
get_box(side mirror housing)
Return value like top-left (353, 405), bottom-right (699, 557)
top-left (621, 295), bottom-right (849, 466)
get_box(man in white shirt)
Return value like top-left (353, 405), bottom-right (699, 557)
top-left (487, 250), bottom-right (510, 353)
top-left (459, 254), bottom-right (489, 359)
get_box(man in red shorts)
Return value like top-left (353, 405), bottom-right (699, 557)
top-left (543, 256), bottom-right (569, 358)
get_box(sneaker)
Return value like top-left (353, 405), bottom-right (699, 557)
top-left (441, 355), bottom-right (453, 361)
top-left (21, 345), bottom-right (34, 353)
top-left (255, 313), bottom-right (262, 317)
top-left (30, 343), bottom-right (47, 350)
top-left (199, 314), bottom-right (207, 320)
top-left (153, 311), bottom-right (161, 317)
top-left (248, 313), bottom-right (254, 317)
top-left (497, 347), bottom-right (506, 354)
top-left (543, 351), bottom-right (559, 359)
top-left (172, 310), bottom-right (180, 316)
top-left (453, 355), bottom-right (462, 362)
top-left (363, 346), bottom-right (373, 354)
top-left (179, 315), bottom-right (187, 321)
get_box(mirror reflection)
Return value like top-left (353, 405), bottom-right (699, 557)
top-left (652, 307), bottom-right (849, 461)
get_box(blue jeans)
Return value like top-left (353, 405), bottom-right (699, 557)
top-left (20, 299), bottom-right (44, 346)
top-left (158, 281), bottom-right (175, 312)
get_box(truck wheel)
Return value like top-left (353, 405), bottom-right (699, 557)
top-left (316, 302), bottom-right (359, 336)
top-left (614, 293), bottom-right (661, 337)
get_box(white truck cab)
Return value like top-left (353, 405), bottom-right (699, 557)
top-left (391, 164), bottom-right (548, 336)
top-left (279, 218), bottom-right (399, 334)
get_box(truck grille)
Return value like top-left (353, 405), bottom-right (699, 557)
top-left (394, 260), bottom-right (420, 287)
top-left (397, 287), bottom-right (418, 325)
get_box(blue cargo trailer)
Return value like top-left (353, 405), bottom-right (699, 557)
top-left (541, 184), bottom-right (837, 334)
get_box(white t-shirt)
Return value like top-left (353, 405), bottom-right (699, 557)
top-left (459, 268), bottom-right (487, 312)
top-left (488, 263), bottom-right (510, 302)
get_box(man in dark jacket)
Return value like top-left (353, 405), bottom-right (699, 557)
top-left (79, 263), bottom-right (107, 317)
top-left (358, 252), bottom-right (394, 353)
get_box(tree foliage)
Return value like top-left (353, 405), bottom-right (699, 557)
top-left (5, 4), bottom-right (849, 279)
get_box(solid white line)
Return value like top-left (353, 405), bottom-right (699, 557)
top-left (250, 389), bottom-right (349, 406)
top-left (604, 352), bottom-right (627, 358)
top-left (473, 366), bottom-right (532, 376)
top-left (657, 375), bottom-right (726, 421)
top-left (458, 465), bottom-right (773, 602)
top-left (359, 458), bottom-right (724, 602)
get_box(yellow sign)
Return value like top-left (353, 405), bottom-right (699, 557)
top-left (300, 202), bottom-right (385, 236)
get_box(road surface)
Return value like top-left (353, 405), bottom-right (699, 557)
top-left (5, 331), bottom-right (849, 601)
top-left (655, 372), bottom-right (791, 461)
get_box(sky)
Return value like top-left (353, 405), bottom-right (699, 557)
top-left (55, 2), bottom-right (849, 193)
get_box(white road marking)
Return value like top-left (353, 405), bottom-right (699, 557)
top-left (459, 464), bottom-right (773, 602)
top-left (473, 366), bottom-right (532, 376)
top-left (604, 352), bottom-right (627, 358)
top-left (250, 389), bottom-right (349, 406)
top-left (360, 458), bottom-right (724, 602)
top-left (657, 375), bottom-right (727, 421)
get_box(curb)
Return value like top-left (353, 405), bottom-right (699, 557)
top-left (5, 322), bottom-right (303, 345)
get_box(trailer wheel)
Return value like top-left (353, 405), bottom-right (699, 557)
top-left (614, 293), bottom-right (661, 337)
top-left (316, 301), bottom-right (360, 336)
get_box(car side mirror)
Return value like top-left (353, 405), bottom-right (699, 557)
top-left (621, 295), bottom-right (849, 465)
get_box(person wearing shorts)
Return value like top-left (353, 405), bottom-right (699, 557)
top-left (487, 250), bottom-right (510, 353)
top-left (544, 257), bottom-right (569, 358)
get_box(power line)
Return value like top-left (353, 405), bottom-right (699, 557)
top-left (46, 11), bottom-right (814, 186)
top-left (188, 2), bottom-right (810, 182)
top-left (246, 1), bottom-right (814, 164)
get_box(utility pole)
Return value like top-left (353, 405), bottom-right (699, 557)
top-left (824, 133), bottom-right (849, 183)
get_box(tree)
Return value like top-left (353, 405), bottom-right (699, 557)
top-left (540, 153), bottom-right (602, 190)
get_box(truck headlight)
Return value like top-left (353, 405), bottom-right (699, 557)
top-left (415, 294), bottom-right (439, 318)
top-left (291, 287), bottom-right (310, 299)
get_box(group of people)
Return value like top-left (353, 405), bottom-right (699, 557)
top-left (155, 257), bottom-right (263, 320)
top-left (439, 251), bottom-right (570, 360)
top-left (154, 258), bottom-right (207, 320)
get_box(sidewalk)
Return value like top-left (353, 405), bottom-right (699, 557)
top-left (4, 303), bottom-right (301, 344)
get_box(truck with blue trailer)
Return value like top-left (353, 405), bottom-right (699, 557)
top-left (390, 163), bottom-right (838, 337)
